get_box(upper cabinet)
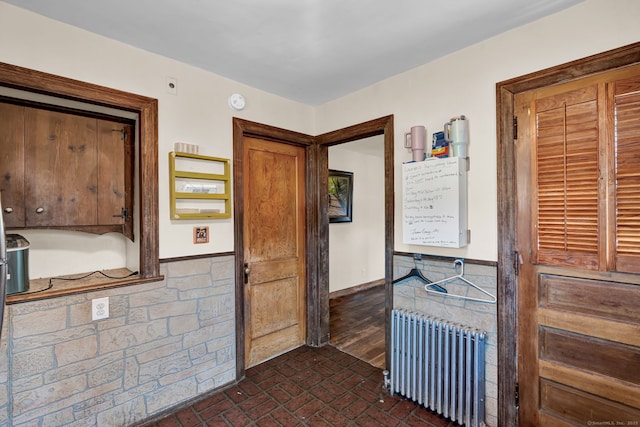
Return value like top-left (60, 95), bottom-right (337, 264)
top-left (0, 101), bottom-right (134, 240)
top-left (0, 102), bottom-right (25, 228)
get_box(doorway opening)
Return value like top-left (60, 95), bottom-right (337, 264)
top-left (327, 135), bottom-right (385, 368)
top-left (317, 115), bottom-right (395, 369)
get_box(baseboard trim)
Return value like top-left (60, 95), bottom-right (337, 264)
top-left (329, 279), bottom-right (384, 299)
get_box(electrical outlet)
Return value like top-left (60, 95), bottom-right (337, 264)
top-left (92, 297), bottom-right (109, 321)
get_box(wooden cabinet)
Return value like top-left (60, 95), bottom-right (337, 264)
top-left (0, 102), bottom-right (134, 239)
top-left (97, 118), bottom-right (133, 233)
top-left (24, 107), bottom-right (98, 227)
top-left (0, 102), bottom-right (25, 229)
top-left (169, 152), bottom-right (231, 219)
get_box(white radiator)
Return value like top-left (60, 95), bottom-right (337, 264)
top-left (390, 309), bottom-right (487, 427)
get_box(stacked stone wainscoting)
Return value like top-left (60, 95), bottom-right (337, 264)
top-left (393, 254), bottom-right (498, 427)
top-left (0, 255), bottom-right (236, 427)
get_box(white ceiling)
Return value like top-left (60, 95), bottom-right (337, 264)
top-left (4, 0), bottom-right (582, 105)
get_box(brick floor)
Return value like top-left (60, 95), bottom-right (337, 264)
top-left (138, 345), bottom-right (453, 426)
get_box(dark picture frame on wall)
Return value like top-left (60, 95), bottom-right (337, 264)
top-left (328, 169), bottom-right (353, 223)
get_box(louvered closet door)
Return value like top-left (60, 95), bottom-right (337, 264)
top-left (515, 66), bottom-right (640, 426)
top-left (612, 75), bottom-right (640, 273)
top-left (534, 84), bottom-right (601, 269)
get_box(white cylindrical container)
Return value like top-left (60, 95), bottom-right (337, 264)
top-left (444, 116), bottom-right (469, 158)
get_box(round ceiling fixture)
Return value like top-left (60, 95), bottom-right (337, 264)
top-left (228, 93), bottom-right (246, 111)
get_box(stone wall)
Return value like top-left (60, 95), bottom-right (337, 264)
top-left (393, 254), bottom-right (498, 427)
top-left (0, 255), bottom-right (236, 426)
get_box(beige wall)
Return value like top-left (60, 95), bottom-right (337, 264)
top-left (316, 0), bottom-right (640, 262)
top-left (328, 136), bottom-right (385, 293)
top-left (0, 1), bottom-right (315, 269)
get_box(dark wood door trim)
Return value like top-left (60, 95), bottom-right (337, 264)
top-left (496, 42), bottom-right (640, 425)
top-left (232, 118), bottom-right (314, 379)
top-left (316, 115), bottom-right (394, 369)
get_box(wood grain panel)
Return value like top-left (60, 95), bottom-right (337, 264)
top-left (540, 379), bottom-right (640, 425)
top-left (538, 412), bottom-right (577, 427)
top-left (249, 258), bottom-right (299, 284)
top-left (250, 277), bottom-right (300, 339)
top-left (540, 360), bottom-right (640, 409)
top-left (539, 274), bottom-right (640, 323)
top-left (539, 308), bottom-right (640, 347)
top-left (97, 119), bottom-right (126, 226)
top-left (540, 327), bottom-right (640, 384)
top-left (246, 146), bottom-right (299, 262)
top-left (0, 102), bottom-right (25, 228)
top-left (613, 75), bottom-right (640, 272)
top-left (243, 136), bottom-right (306, 368)
top-left (614, 73), bottom-right (640, 96)
top-left (536, 85), bottom-right (598, 111)
top-left (24, 108), bottom-right (98, 226)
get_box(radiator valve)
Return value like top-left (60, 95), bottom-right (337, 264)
top-left (382, 370), bottom-right (390, 390)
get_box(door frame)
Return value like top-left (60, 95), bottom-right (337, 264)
top-left (233, 118), bottom-right (315, 379)
top-left (496, 42), bottom-right (640, 424)
top-left (315, 115), bottom-right (394, 368)
top-left (233, 115), bottom-right (394, 378)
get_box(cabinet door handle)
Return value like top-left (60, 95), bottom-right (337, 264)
top-left (112, 208), bottom-right (129, 219)
top-left (3, 207), bottom-right (12, 214)
top-left (35, 207), bottom-right (45, 214)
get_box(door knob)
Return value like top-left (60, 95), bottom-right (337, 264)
top-left (244, 263), bottom-right (251, 284)
top-left (3, 207), bottom-right (12, 214)
top-left (35, 207), bottom-right (45, 214)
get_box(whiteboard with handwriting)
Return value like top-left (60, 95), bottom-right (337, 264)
top-left (402, 157), bottom-right (468, 247)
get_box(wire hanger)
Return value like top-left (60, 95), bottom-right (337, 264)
top-left (424, 259), bottom-right (496, 304)
top-left (393, 260), bottom-right (447, 293)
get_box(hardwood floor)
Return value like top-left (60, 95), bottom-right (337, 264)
top-left (329, 284), bottom-right (385, 369)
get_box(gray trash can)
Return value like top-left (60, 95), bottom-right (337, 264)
top-left (7, 234), bottom-right (29, 294)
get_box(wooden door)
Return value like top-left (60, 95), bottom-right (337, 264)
top-left (0, 102), bottom-right (25, 228)
top-left (515, 67), bottom-right (640, 425)
top-left (243, 136), bottom-right (306, 368)
top-left (97, 119), bottom-right (134, 239)
top-left (24, 107), bottom-right (98, 227)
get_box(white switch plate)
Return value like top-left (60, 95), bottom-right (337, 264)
top-left (92, 297), bottom-right (109, 321)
